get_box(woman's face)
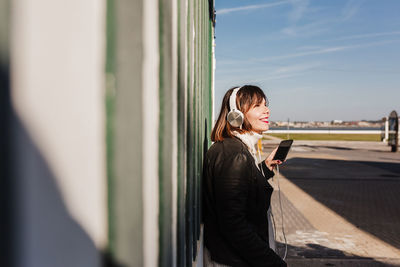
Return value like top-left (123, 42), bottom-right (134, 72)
top-left (245, 98), bottom-right (270, 133)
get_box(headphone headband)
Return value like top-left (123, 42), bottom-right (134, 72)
top-left (229, 86), bottom-right (241, 111)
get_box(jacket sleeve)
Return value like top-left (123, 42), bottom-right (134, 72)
top-left (214, 152), bottom-right (286, 267)
top-left (258, 161), bottom-right (275, 179)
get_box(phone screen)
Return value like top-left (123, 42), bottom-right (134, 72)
top-left (273, 139), bottom-right (293, 161)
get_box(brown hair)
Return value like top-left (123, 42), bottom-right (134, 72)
top-left (211, 85), bottom-right (267, 142)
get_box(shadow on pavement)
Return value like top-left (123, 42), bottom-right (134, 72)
top-left (280, 157), bottom-right (400, 250)
top-left (356, 160), bottom-right (400, 174)
top-left (298, 145), bottom-right (355, 151)
top-left (276, 242), bottom-right (400, 267)
top-left (276, 241), bottom-right (372, 259)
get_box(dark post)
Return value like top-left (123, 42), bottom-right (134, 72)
top-left (388, 111), bottom-right (398, 152)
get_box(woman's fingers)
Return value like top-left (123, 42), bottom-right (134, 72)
top-left (265, 147), bottom-right (284, 170)
top-left (267, 146), bottom-right (279, 160)
top-left (270, 160), bottom-right (282, 165)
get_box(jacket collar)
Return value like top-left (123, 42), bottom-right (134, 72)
top-left (232, 131), bottom-right (263, 165)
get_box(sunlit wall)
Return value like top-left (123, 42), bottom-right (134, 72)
top-left (9, 0), bottom-right (108, 266)
top-left (1, 0), bottom-right (214, 266)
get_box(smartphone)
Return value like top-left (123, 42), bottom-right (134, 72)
top-left (273, 139), bottom-right (293, 161)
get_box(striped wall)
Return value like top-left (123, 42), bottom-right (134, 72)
top-left (107, 0), bottom-right (215, 266)
top-left (1, 0), bottom-right (214, 266)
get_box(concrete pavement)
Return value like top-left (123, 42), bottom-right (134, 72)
top-left (262, 140), bottom-right (400, 266)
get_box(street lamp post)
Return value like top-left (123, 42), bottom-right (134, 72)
top-left (388, 111), bottom-right (398, 152)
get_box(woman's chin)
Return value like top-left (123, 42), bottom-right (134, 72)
top-left (261, 125), bottom-right (269, 131)
top-left (254, 126), bottom-right (269, 133)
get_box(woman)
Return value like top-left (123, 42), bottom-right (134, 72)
top-left (203, 85), bottom-right (287, 267)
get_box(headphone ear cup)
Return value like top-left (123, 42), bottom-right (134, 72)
top-left (227, 109), bottom-right (244, 127)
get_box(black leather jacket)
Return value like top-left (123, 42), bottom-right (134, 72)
top-left (203, 136), bottom-right (287, 267)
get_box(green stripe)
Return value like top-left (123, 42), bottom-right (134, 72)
top-left (105, 0), bottom-right (116, 256)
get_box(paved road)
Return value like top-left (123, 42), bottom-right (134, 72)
top-left (262, 140), bottom-right (400, 266)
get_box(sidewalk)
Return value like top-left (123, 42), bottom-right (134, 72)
top-left (285, 258), bottom-right (400, 266)
top-left (262, 140), bottom-right (400, 266)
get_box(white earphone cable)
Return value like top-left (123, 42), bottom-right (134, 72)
top-left (257, 148), bottom-right (265, 177)
top-left (276, 164), bottom-right (288, 260)
top-left (257, 148), bottom-right (287, 260)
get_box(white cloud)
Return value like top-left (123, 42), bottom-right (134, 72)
top-left (341, 0), bottom-right (364, 21)
top-left (260, 62), bottom-right (321, 81)
top-left (270, 62), bottom-right (320, 75)
top-left (217, 62), bottom-right (321, 83)
top-left (295, 45), bottom-right (325, 51)
top-left (281, 20), bottom-right (329, 37)
top-left (331, 31), bottom-right (400, 41)
top-left (257, 39), bottom-right (400, 62)
top-left (260, 46), bottom-right (348, 62)
top-left (217, 0), bottom-right (290, 15)
top-left (288, 0), bottom-right (309, 22)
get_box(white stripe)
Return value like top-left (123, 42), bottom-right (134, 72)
top-left (142, 0), bottom-right (160, 265)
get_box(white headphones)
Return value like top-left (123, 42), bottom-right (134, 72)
top-left (227, 86), bottom-right (244, 128)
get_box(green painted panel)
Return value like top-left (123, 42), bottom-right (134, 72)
top-left (156, 0), bottom-right (215, 265)
top-left (158, 0), bottom-right (174, 265)
top-left (105, 0), bottom-right (116, 259)
top-left (111, 0), bottom-right (146, 265)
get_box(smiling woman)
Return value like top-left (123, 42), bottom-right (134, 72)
top-left (246, 97), bottom-right (270, 133)
top-left (211, 85), bottom-right (270, 141)
top-left (204, 85), bottom-right (286, 266)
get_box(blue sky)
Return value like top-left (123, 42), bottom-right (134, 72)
top-left (214, 0), bottom-right (400, 121)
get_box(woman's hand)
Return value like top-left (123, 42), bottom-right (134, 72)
top-left (264, 146), bottom-right (283, 171)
